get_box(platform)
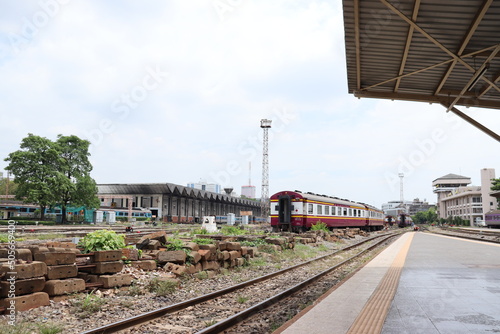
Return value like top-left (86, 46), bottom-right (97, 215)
top-left (276, 232), bottom-right (500, 334)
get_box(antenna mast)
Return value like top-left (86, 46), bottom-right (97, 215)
top-left (260, 119), bottom-right (272, 218)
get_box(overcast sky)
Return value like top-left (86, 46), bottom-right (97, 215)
top-left (1, 0), bottom-right (499, 208)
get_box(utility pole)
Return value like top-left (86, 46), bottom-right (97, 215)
top-left (399, 173), bottom-right (404, 213)
top-left (260, 119), bottom-right (272, 219)
top-left (6, 171), bottom-right (9, 196)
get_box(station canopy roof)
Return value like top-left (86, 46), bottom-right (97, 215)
top-left (342, 0), bottom-right (500, 141)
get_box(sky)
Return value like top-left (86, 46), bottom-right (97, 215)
top-left (0, 0), bottom-right (499, 209)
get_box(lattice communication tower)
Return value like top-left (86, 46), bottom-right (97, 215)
top-left (260, 119), bottom-right (272, 218)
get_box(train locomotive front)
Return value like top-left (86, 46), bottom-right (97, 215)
top-left (270, 190), bottom-right (384, 232)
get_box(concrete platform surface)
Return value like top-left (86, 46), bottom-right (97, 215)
top-left (277, 232), bottom-right (500, 334)
top-left (382, 233), bottom-right (500, 334)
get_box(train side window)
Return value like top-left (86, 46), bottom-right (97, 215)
top-left (325, 206), bottom-right (329, 215)
top-left (349, 209), bottom-right (352, 216)
top-left (343, 208), bottom-right (347, 216)
top-left (275, 205), bottom-right (279, 210)
top-left (308, 204), bottom-right (313, 214)
top-left (317, 205), bottom-right (322, 215)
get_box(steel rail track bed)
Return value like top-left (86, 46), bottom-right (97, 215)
top-left (81, 232), bottom-right (400, 334)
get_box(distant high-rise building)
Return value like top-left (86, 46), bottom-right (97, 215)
top-left (241, 185), bottom-right (256, 199)
top-left (187, 180), bottom-right (221, 194)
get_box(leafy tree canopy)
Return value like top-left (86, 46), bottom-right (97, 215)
top-left (491, 178), bottom-right (500, 191)
top-left (412, 207), bottom-right (438, 224)
top-left (492, 178), bottom-right (500, 209)
top-left (0, 177), bottom-right (18, 195)
top-left (4, 134), bottom-right (100, 222)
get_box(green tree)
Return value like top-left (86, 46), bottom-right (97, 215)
top-left (53, 135), bottom-right (100, 223)
top-left (411, 207), bottom-right (437, 224)
top-left (425, 207), bottom-right (438, 223)
top-left (0, 177), bottom-right (18, 195)
top-left (4, 134), bottom-right (100, 222)
top-left (491, 178), bottom-right (500, 209)
top-left (4, 134), bottom-right (60, 220)
top-left (412, 211), bottom-right (427, 224)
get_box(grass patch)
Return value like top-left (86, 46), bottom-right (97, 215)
top-left (205, 319), bottom-right (217, 327)
top-left (24, 233), bottom-right (65, 240)
top-left (192, 237), bottom-right (215, 245)
top-left (0, 234), bottom-right (8, 243)
top-left (147, 277), bottom-right (178, 296)
top-left (190, 228), bottom-right (211, 236)
top-left (127, 283), bottom-right (145, 296)
top-left (36, 322), bottom-right (64, 334)
top-left (249, 257), bottom-right (268, 267)
top-left (317, 244), bottom-right (329, 252)
top-left (220, 225), bottom-right (246, 236)
top-left (71, 291), bottom-right (106, 318)
top-left (0, 320), bottom-right (34, 334)
top-left (196, 271), bottom-right (209, 280)
top-left (290, 244), bottom-right (320, 260)
top-left (236, 295), bottom-right (249, 303)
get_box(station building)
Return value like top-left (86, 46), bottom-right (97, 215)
top-left (433, 168), bottom-right (497, 225)
top-left (97, 183), bottom-right (261, 223)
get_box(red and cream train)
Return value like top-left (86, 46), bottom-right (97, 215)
top-left (270, 190), bottom-right (384, 232)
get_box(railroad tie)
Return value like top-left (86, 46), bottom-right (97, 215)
top-left (347, 233), bottom-right (415, 334)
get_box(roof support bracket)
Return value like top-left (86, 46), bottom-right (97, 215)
top-left (440, 103), bottom-right (500, 142)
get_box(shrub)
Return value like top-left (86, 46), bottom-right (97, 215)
top-left (311, 221), bottom-right (329, 233)
top-left (165, 238), bottom-right (184, 251)
top-left (78, 229), bottom-right (125, 253)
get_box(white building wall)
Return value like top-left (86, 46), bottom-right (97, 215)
top-left (481, 168), bottom-right (496, 217)
top-left (241, 185), bottom-right (256, 198)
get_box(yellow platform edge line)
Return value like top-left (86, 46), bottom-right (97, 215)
top-left (347, 232), bottom-right (416, 334)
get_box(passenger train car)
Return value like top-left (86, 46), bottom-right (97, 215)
top-left (270, 190), bottom-right (384, 232)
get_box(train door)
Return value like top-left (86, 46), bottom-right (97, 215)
top-left (278, 195), bottom-right (292, 231)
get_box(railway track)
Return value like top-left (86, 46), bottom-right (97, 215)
top-left (427, 227), bottom-right (500, 244)
top-left (0, 225), bottom-right (194, 240)
top-left (444, 227), bottom-right (500, 237)
top-left (81, 231), bottom-right (401, 334)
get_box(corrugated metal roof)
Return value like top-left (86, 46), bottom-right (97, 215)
top-left (343, 0), bottom-right (500, 140)
top-left (97, 183), bottom-right (259, 206)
